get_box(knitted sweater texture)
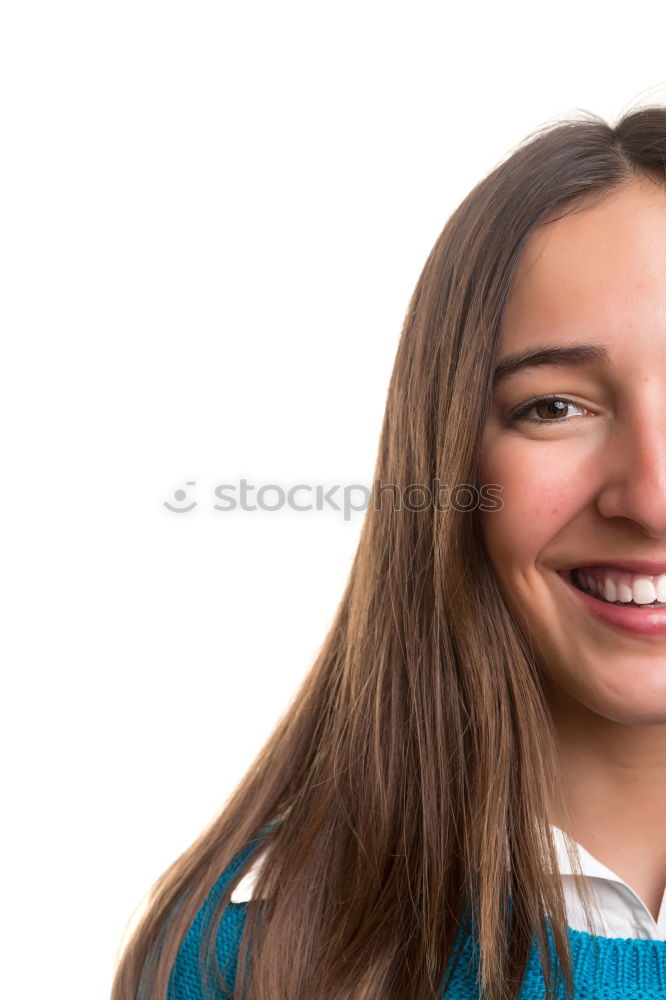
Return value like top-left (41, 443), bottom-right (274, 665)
top-left (167, 837), bottom-right (666, 999)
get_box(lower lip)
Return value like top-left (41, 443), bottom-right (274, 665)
top-left (557, 570), bottom-right (666, 636)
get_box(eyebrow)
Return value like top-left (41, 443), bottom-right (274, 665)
top-left (492, 343), bottom-right (610, 388)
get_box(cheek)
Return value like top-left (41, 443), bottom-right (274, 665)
top-left (478, 433), bottom-right (583, 569)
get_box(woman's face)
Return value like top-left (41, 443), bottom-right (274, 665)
top-left (479, 176), bottom-right (666, 727)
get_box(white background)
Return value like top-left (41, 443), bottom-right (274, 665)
top-left (2, 3), bottom-right (665, 998)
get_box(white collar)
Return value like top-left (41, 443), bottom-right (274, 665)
top-left (230, 826), bottom-right (666, 940)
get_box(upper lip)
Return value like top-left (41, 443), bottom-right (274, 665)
top-left (560, 558), bottom-right (666, 576)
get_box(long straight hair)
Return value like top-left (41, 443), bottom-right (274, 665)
top-left (112, 105), bottom-right (666, 1000)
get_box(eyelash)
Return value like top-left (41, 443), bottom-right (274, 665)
top-left (506, 393), bottom-right (588, 425)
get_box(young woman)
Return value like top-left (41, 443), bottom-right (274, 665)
top-left (112, 105), bottom-right (666, 1000)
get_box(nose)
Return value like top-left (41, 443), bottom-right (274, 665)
top-left (595, 399), bottom-right (666, 538)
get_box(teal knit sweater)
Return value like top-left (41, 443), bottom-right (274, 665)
top-left (167, 836), bottom-right (666, 999)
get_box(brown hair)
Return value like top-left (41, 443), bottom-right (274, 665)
top-left (111, 104), bottom-right (666, 1000)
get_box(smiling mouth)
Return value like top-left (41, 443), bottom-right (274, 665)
top-left (562, 569), bottom-right (666, 608)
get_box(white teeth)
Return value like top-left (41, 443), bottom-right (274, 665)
top-left (574, 569), bottom-right (666, 606)
top-left (633, 579), bottom-right (657, 604)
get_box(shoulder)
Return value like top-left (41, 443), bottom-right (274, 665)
top-left (167, 832), bottom-right (271, 1000)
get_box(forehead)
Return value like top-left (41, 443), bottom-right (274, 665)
top-left (502, 178), bottom-right (666, 350)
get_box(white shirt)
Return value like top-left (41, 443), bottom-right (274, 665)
top-left (551, 825), bottom-right (666, 940)
top-left (230, 826), bottom-right (666, 940)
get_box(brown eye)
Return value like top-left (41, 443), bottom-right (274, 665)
top-left (506, 394), bottom-right (587, 426)
top-left (533, 399), bottom-right (570, 420)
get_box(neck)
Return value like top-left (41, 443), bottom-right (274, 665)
top-left (543, 673), bottom-right (666, 919)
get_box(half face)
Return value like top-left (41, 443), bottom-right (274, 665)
top-left (478, 176), bottom-right (666, 726)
